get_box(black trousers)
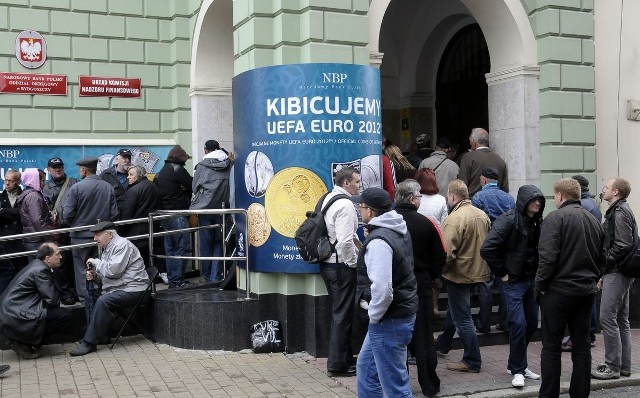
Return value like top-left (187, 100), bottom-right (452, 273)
top-left (319, 262), bottom-right (356, 371)
top-left (39, 306), bottom-right (72, 346)
top-left (411, 293), bottom-right (440, 396)
top-left (539, 290), bottom-right (594, 398)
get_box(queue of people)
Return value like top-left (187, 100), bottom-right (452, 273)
top-left (321, 127), bottom-right (630, 398)
top-left (0, 140), bottom-right (234, 361)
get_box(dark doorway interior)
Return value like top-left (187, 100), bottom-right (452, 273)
top-left (436, 24), bottom-right (490, 156)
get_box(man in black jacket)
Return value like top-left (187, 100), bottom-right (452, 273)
top-left (154, 145), bottom-right (193, 288)
top-left (591, 178), bottom-right (636, 380)
top-left (100, 148), bottom-right (131, 209)
top-left (395, 179), bottom-right (445, 397)
top-left (0, 242), bottom-right (70, 359)
top-left (0, 169), bottom-right (23, 293)
top-left (535, 178), bottom-right (604, 398)
top-left (481, 185), bottom-right (545, 388)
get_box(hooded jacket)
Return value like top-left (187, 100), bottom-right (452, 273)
top-left (356, 210), bottom-right (418, 323)
top-left (480, 185), bottom-right (545, 280)
top-left (154, 160), bottom-right (193, 211)
top-left (190, 149), bottom-right (233, 210)
top-left (536, 199), bottom-right (604, 297)
top-left (441, 199), bottom-right (491, 284)
top-left (16, 169), bottom-right (52, 243)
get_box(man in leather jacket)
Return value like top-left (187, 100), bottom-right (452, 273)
top-left (0, 242), bottom-right (70, 359)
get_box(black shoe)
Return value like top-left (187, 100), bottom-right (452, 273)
top-left (327, 366), bottom-right (356, 377)
top-left (0, 364), bottom-right (9, 375)
top-left (346, 357), bottom-right (357, 367)
top-left (69, 341), bottom-right (97, 356)
top-left (10, 340), bottom-right (41, 359)
top-left (61, 296), bottom-right (77, 305)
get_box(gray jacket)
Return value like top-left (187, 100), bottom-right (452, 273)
top-left (61, 175), bottom-right (119, 239)
top-left (190, 150), bottom-right (233, 210)
top-left (92, 234), bottom-right (149, 294)
top-left (418, 151), bottom-right (459, 197)
top-left (0, 259), bottom-right (59, 345)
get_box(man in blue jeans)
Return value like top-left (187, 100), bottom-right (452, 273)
top-left (154, 145), bottom-right (193, 288)
top-left (440, 180), bottom-right (490, 373)
top-left (481, 185), bottom-right (545, 388)
top-left (354, 188), bottom-right (418, 397)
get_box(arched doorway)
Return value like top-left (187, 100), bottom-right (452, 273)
top-left (190, 0), bottom-right (234, 161)
top-left (436, 24), bottom-right (490, 153)
top-left (370, 0), bottom-right (540, 190)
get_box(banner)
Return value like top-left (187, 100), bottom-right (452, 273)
top-left (233, 63), bottom-right (382, 273)
top-left (0, 145), bottom-right (172, 182)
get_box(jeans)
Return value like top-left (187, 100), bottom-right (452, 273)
top-left (319, 263), bottom-right (356, 371)
top-left (357, 314), bottom-right (416, 398)
top-left (23, 241), bottom-right (40, 263)
top-left (476, 277), bottom-right (508, 332)
top-left (539, 291), bottom-right (593, 398)
top-left (502, 276), bottom-right (538, 375)
top-left (436, 309), bottom-right (456, 354)
top-left (198, 214), bottom-right (223, 282)
top-left (411, 294), bottom-right (440, 396)
top-left (447, 281), bottom-right (482, 370)
top-left (83, 289), bottom-right (145, 345)
top-left (162, 216), bottom-right (189, 286)
top-left (600, 272), bottom-right (634, 373)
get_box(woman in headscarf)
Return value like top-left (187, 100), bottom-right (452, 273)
top-left (16, 168), bottom-right (53, 262)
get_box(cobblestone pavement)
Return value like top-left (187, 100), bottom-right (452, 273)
top-left (2, 331), bottom-right (640, 397)
top-left (0, 336), bottom-right (354, 398)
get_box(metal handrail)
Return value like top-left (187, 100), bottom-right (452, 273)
top-left (0, 210), bottom-right (251, 301)
top-left (148, 209), bottom-right (250, 300)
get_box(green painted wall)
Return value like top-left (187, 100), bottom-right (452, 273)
top-left (525, 0), bottom-right (597, 192)
top-left (0, 0), bottom-right (200, 145)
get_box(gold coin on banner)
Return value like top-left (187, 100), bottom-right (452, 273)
top-left (247, 203), bottom-right (271, 247)
top-left (265, 167), bottom-right (328, 238)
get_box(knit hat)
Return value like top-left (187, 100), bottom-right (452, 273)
top-left (167, 145), bottom-right (191, 164)
top-left (572, 175), bottom-right (590, 192)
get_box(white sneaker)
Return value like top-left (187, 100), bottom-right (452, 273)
top-left (159, 272), bottom-right (168, 284)
top-left (523, 368), bottom-right (540, 380)
top-left (512, 373), bottom-right (525, 388)
top-left (507, 368), bottom-right (541, 380)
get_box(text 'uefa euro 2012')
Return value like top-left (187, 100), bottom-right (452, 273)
top-left (266, 96), bottom-right (382, 135)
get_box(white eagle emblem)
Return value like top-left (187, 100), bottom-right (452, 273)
top-left (20, 38), bottom-right (42, 61)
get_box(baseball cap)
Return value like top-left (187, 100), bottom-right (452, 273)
top-left (48, 157), bottom-right (64, 167)
top-left (481, 167), bottom-right (499, 180)
top-left (116, 148), bottom-right (132, 158)
top-left (435, 137), bottom-right (451, 149)
top-left (351, 188), bottom-right (392, 211)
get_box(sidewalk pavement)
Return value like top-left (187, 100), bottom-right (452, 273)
top-left (1, 331), bottom-right (639, 397)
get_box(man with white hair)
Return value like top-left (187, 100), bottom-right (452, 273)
top-left (69, 221), bottom-right (149, 356)
top-left (458, 128), bottom-right (509, 197)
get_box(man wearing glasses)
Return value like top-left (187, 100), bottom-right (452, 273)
top-left (354, 187), bottom-right (418, 397)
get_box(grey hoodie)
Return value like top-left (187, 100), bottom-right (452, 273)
top-left (190, 150), bottom-right (234, 210)
top-left (364, 210), bottom-right (409, 323)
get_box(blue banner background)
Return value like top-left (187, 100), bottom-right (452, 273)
top-left (233, 63), bottom-right (382, 273)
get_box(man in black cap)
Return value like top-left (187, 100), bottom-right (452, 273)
top-left (353, 187), bottom-right (418, 397)
top-left (418, 136), bottom-right (460, 197)
top-left (69, 221), bottom-right (149, 356)
top-left (61, 157), bottom-right (119, 299)
top-left (101, 148), bottom-right (132, 209)
top-left (471, 167), bottom-right (515, 334)
top-left (43, 157), bottom-right (79, 304)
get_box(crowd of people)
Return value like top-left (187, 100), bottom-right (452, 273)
top-left (0, 140), bottom-right (233, 361)
top-left (321, 128), bottom-right (634, 398)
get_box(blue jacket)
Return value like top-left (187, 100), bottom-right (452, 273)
top-left (580, 190), bottom-right (602, 222)
top-left (471, 182), bottom-right (515, 223)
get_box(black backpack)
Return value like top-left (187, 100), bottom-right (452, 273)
top-left (295, 192), bottom-right (349, 263)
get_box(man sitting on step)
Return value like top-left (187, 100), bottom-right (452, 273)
top-left (70, 221), bottom-right (149, 356)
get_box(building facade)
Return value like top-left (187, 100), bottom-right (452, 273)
top-left (0, 0), bottom-right (638, 353)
